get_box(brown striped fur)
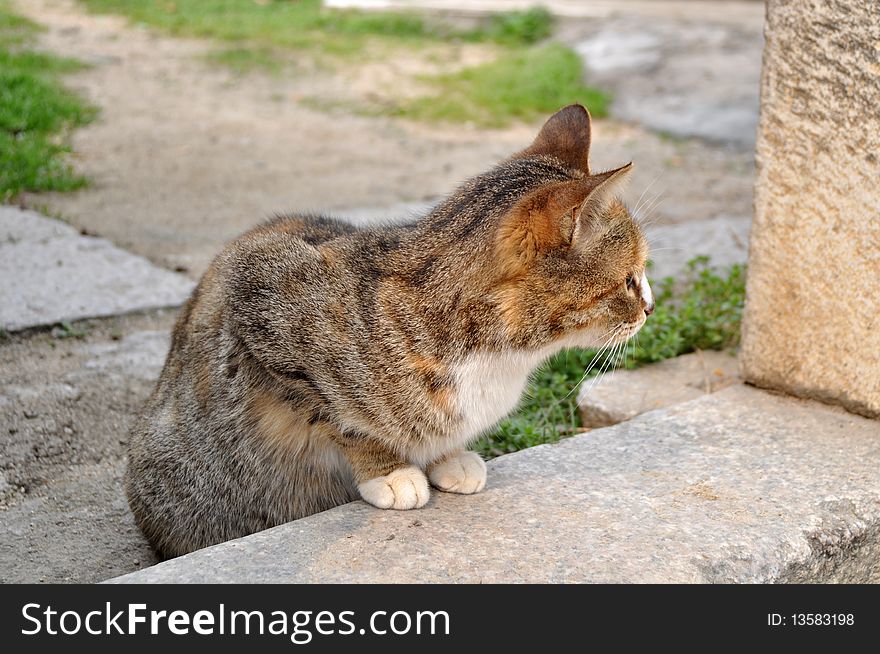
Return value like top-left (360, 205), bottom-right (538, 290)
top-left (126, 105), bottom-right (653, 557)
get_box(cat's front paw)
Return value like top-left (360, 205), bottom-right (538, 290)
top-left (428, 451), bottom-right (486, 494)
top-left (358, 465), bottom-right (430, 510)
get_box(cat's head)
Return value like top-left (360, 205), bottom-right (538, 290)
top-left (489, 104), bottom-right (653, 350)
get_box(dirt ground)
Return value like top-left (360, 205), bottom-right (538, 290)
top-left (2, 0), bottom-right (759, 582)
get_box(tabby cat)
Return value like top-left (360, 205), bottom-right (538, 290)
top-left (126, 104), bottom-right (654, 557)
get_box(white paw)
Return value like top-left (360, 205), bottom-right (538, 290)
top-left (428, 451), bottom-right (487, 494)
top-left (358, 465), bottom-right (430, 510)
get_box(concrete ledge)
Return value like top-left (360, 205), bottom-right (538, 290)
top-left (578, 350), bottom-right (740, 428)
top-left (109, 385), bottom-right (880, 583)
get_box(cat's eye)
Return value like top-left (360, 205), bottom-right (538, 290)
top-left (626, 274), bottom-right (636, 290)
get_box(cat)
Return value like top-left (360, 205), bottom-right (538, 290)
top-left (126, 104), bottom-right (654, 558)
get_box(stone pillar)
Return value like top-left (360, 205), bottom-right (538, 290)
top-left (740, 0), bottom-right (880, 418)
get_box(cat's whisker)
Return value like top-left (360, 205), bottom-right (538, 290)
top-left (537, 329), bottom-right (622, 429)
top-left (635, 192), bottom-right (664, 226)
top-left (583, 333), bottom-right (624, 396)
top-left (607, 337), bottom-right (628, 385)
top-left (640, 192), bottom-right (666, 219)
top-left (636, 184), bottom-right (663, 214)
top-left (633, 173), bottom-right (663, 219)
top-left (562, 328), bottom-right (620, 400)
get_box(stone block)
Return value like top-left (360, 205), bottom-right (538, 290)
top-left (740, 0), bottom-right (880, 418)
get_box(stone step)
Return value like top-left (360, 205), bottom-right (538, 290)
top-left (108, 385), bottom-right (880, 583)
top-left (0, 206), bottom-right (194, 332)
top-left (578, 350), bottom-right (741, 428)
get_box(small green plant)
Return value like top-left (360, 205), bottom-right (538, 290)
top-left (484, 6), bottom-right (553, 45)
top-left (397, 43), bottom-right (609, 127)
top-left (204, 45), bottom-right (285, 75)
top-left (476, 257), bottom-right (746, 458)
top-left (0, 2), bottom-right (97, 200)
top-left (51, 321), bottom-right (89, 339)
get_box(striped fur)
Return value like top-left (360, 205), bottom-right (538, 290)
top-left (126, 105), bottom-right (653, 557)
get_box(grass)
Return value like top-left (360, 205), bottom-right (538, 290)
top-left (51, 320), bottom-right (89, 339)
top-left (78, 1), bottom-right (606, 127)
top-left (0, 3), bottom-right (97, 201)
top-left (79, 1), bottom-right (553, 56)
top-left (202, 44), bottom-right (285, 74)
top-left (396, 43), bottom-right (609, 127)
top-left (476, 258), bottom-right (746, 458)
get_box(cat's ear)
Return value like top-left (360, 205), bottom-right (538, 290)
top-left (496, 163), bottom-right (633, 273)
top-left (513, 104), bottom-right (593, 174)
top-left (571, 162), bottom-right (633, 240)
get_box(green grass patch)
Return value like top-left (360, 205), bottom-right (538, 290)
top-left (476, 258), bottom-right (746, 458)
top-left (0, 2), bottom-right (97, 201)
top-left (79, 1), bottom-right (552, 55)
top-left (77, 2), bottom-right (598, 127)
top-left (203, 44), bottom-right (286, 75)
top-left (396, 43), bottom-right (609, 127)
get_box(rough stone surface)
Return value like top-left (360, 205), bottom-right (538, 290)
top-left (578, 350), bottom-right (740, 428)
top-left (740, 0), bottom-right (880, 419)
top-left (0, 206), bottom-right (194, 332)
top-left (109, 385), bottom-right (880, 584)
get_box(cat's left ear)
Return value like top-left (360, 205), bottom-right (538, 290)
top-left (513, 104), bottom-right (593, 174)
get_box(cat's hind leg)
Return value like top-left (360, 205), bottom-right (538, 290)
top-left (427, 450), bottom-right (486, 495)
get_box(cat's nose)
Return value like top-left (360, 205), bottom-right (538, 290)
top-left (640, 272), bottom-right (654, 317)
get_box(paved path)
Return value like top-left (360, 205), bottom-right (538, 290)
top-left (0, 207), bottom-right (193, 332)
top-left (569, 13), bottom-right (762, 146)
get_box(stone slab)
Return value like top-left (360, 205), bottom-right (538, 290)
top-left (0, 206), bottom-right (194, 332)
top-left (578, 350), bottom-right (740, 428)
top-left (740, 0), bottom-right (880, 419)
top-left (109, 385), bottom-right (880, 583)
top-left (326, 1), bottom-right (765, 26)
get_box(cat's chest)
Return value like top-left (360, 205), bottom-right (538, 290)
top-left (450, 350), bottom-right (543, 441)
